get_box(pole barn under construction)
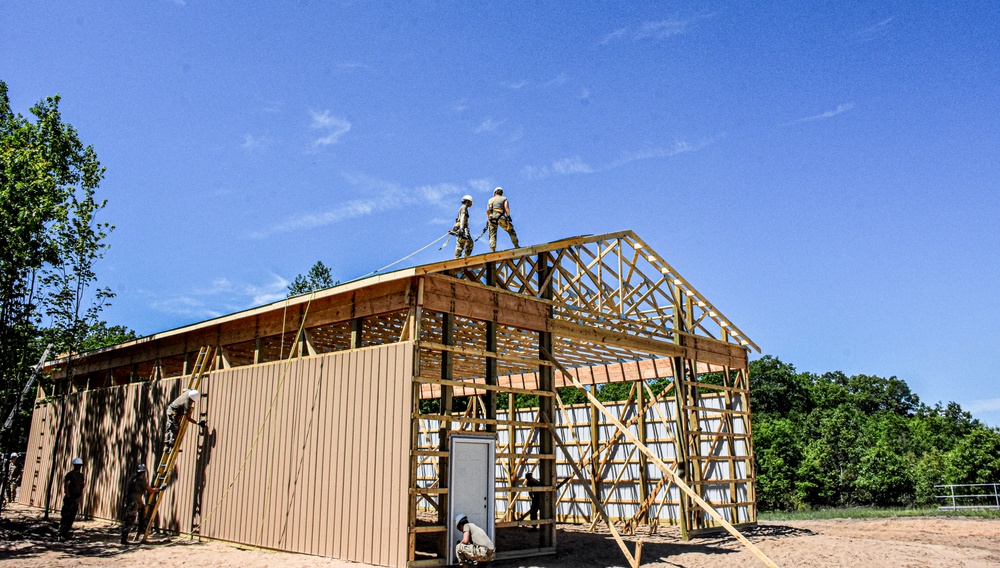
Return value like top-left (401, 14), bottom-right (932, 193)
top-left (16, 230), bottom-right (762, 567)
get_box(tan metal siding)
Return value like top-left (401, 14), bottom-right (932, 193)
top-left (18, 343), bottom-right (413, 567)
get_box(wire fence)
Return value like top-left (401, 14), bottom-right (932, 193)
top-left (935, 483), bottom-right (1000, 510)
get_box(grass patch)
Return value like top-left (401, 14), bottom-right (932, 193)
top-left (759, 506), bottom-right (1000, 521)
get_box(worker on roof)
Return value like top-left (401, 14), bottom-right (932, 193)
top-left (120, 463), bottom-right (163, 545)
top-left (486, 187), bottom-right (519, 253)
top-left (58, 457), bottom-right (85, 540)
top-left (455, 513), bottom-right (495, 566)
top-left (452, 194), bottom-right (475, 259)
top-left (163, 389), bottom-right (207, 449)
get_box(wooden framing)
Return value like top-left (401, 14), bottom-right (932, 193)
top-left (31, 230), bottom-right (762, 568)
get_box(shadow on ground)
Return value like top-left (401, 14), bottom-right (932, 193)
top-left (489, 523), bottom-right (815, 567)
top-left (0, 506), bottom-right (190, 562)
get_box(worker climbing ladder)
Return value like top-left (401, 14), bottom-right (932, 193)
top-left (135, 345), bottom-right (216, 543)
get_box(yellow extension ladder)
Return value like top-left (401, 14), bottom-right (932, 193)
top-left (136, 345), bottom-right (216, 543)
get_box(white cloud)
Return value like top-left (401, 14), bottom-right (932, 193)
top-left (600, 28), bottom-right (628, 45)
top-left (636, 19), bottom-right (689, 40)
top-left (260, 100), bottom-right (283, 113)
top-left (601, 18), bottom-right (694, 44)
top-left (508, 80), bottom-right (530, 90)
top-left (336, 61), bottom-right (367, 71)
top-left (552, 156), bottom-right (597, 175)
top-left (241, 133), bottom-right (270, 151)
top-left (467, 178), bottom-right (494, 194)
top-left (475, 118), bottom-right (504, 133)
top-left (149, 273), bottom-right (289, 320)
top-left (858, 17), bottom-right (895, 42)
top-left (522, 137), bottom-right (718, 179)
top-left (545, 73), bottom-right (569, 87)
top-left (785, 103), bottom-right (855, 125)
top-left (248, 175), bottom-right (472, 238)
top-left (310, 109), bottom-right (352, 146)
top-left (453, 99), bottom-right (469, 113)
top-left (965, 398), bottom-right (1000, 414)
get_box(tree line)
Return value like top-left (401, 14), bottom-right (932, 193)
top-left (749, 355), bottom-right (1000, 510)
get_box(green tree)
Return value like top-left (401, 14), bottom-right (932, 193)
top-left (77, 320), bottom-right (137, 352)
top-left (944, 427), bottom-right (1000, 485)
top-left (287, 260), bottom-right (336, 296)
top-left (855, 441), bottom-right (914, 506)
top-left (753, 417), bottom-right (803, 510)
top-left (748, 356), bottom-right (810, 417)
top-left (912, 448), bottom-right (946, 505)
top-left (0, 81), bottom-right (114, 451)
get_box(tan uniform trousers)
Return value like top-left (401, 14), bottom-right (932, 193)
top-left (487, 213), bottom-right (518, 252)
top-left (456, 542), bottom-right (495, 564)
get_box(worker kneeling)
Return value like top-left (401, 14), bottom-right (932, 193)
top-left (455, 513), bottom-right (495, 566)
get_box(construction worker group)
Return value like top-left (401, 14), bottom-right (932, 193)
top-left (451, 186), bottom-right (519, 259)
top-left (52, 388), bottom-right (207, 543)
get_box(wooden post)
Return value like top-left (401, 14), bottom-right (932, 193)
top-left (407, 279), bottom-right (425, 563)
top-left (351, 317), bottom-right (363, 349)
top-left (672, 281), bottom-right (691, 539)
top-left (637, 379), bottom-right (649, 527)
top-left (672, 356), bottom-right (690, 540)
top-left (507, 392), bottom-right (516, 521)
top-left (254, 338), bottom-right (262, 364)
top-left (537, 252), bottom-right (556, 548)
top-left (589, 390), bottom-right (600, 524)
top-left (437, 312), bottom-right (454, 556)
top-left (485, 263), bottom-right (497, 433)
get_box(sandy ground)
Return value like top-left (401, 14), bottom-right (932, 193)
top-left (2, 503), bottom-right (998, 568)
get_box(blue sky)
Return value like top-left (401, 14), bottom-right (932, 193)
top-left (3, 1), bottom-right (999, 426)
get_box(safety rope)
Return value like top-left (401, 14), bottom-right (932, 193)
top-left (359, 231), bottom-right (450, 278)
top-left (194, 290), bottom-right (316, 533)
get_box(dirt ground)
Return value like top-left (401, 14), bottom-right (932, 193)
top-left (2, 503), bottom-right (998, 568)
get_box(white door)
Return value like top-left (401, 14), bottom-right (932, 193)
top-left (447, 435), bottom-right (496, 564)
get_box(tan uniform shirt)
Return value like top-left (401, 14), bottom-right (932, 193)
top-left (487, 195), bottom-right (508, 216)
top-left (465, 522), bottom-right (494, 550)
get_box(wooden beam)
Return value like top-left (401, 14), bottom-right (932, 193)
top-left (548, 319), bottom-right (685, 357)
top-left (541, 347), bottom-right (779, 568)
top-left (537, 251), bottom-right (556, 549)
top-left (541, 414), bottom-right (641, 568)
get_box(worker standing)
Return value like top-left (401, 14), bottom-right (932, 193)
top-left (455, 513), bottom-right (495, 566)
top-left (163, 389), bottom-right (206, 448)
top-left (452, 195), bottom-right (475, 259)
top-left (7, 453), bottom-right (23, 501)
top-left (120, 463), bottom-right (162, 544)
top-left (486, 187), bottom-right (519, 252)
top-left (521, 472), bottom-right (543, 529)
top-left (58, 457), bottom-right (85, 540)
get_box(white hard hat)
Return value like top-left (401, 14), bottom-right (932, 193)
top-left (10, 453), bottom-right (16, 458)
top-left (455, 513), bottom-right (468, 528)
top-left (188, 389), bottom-right (201, 402)
top-left (494, 186), bottom-right (503, 195)
top-left (137, 464), bottom-right (147, 473)
top-left (462, 194), bottom-right (473, 203)
top-left (72, 457), bottom-right (83, 465)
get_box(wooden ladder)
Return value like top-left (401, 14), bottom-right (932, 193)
top-left (136, 345), bottom-right (216, 543)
